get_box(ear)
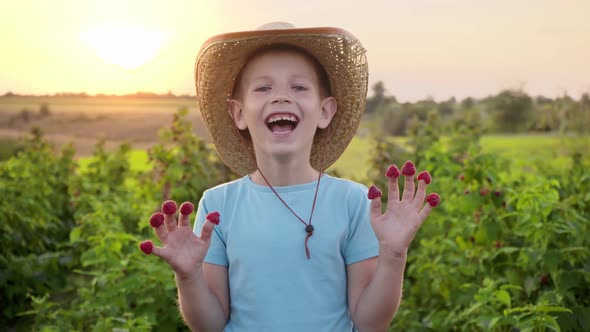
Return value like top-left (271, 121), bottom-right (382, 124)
top-left (317, 96), bottom-right (337, 129)
top-left (228, 99), bottom-right (248, 130)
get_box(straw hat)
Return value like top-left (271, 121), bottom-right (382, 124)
top-left (194, 22), bottom-right (369, 175)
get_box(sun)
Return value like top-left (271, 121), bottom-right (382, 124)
top-left (81, 24), bottom-right (167, 70)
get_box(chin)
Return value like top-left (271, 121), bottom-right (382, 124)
top-left (264, 146), bottom-right (307, 163)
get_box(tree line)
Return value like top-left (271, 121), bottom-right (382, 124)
top-left (365, 81), bottom-right (590, 135)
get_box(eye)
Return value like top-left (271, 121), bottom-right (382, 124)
top-left (254, 86), bottom-right (271, 92)
top-left (292, 85), bottom-right (308, 91)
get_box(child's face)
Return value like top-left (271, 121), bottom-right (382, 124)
top-left (229, 50), bottom-right (336, 164)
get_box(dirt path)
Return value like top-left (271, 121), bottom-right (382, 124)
top-left (0, 109), bottom-right (209, 157)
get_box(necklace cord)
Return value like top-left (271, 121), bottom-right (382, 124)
top-left (229, 107), bottom-right (331, 259)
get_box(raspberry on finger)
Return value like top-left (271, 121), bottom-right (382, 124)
top-left (149, 212), bottom-right (165, 228)
top-left (401, 161), bottom-right (416, 176)
top-left (180, 202), bottom-right (195, 215)
top-left (385, 164), bottom-right (400, 178)
top-left (139, 240), bottom-right (154, 254)
top-left (162, 200), bottom-right (178, 215)
top-left (367, 185), bottom-right (382, 199)
top-left (426, 193), bottom-right (440, 207)
top-left (206, 211), bottom-right (221, 225)
top-left (417, 171), bottom-right (432, 184)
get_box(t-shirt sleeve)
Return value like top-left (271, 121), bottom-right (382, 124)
top-left (343, 185), bottom-right (379, 264)
top-left (194, 191), bottom-right (229, 267)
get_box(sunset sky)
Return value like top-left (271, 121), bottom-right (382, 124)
top-left (1, 0), bottom-right (589, 102)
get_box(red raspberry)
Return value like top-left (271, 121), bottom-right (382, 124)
top-left (417, 171), bottom-right (432, 184)
top-left (385, 165), bottom-right (400, 178)
top-left (367, 185), bottom-right (382, 199)
top-left (139, 240), bottom-right (153, 254)
top-left (459, 174), bottom-right (465, 181)
top-left (480, 188), bottom-right (489, 196)
top-left (469, 236), bottom-right (475, 243)
top-left (401, 161), bottom-right (416, 176)
top-left (162, 200), bottom-right (177, 215)
top-left (540, 275), bottom-right (549, 285)
top-left (464, 190), bottom-right (470, 195)
top-left (426, 193), bottom-right (440, 207)
top-left (494, 190), bottom-right (502, 197)
top-left (180, 202), bottom-right (194, 215)
top-left (495, 241), bottom-right (502, 249)
top-left (149, 212), bottom-right (164, 228)
top-left (206, 211), bottom-right (220, 225)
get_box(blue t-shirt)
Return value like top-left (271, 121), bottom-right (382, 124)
top-left (194, 174), bottom-right (379, 331)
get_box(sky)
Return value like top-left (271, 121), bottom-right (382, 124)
top-left (1, 0), bottom-right (589, 102)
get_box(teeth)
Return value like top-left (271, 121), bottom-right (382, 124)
top-left (267, 115), bottom-right (297, 124)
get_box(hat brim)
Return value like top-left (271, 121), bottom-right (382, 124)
top-left (195, 27), bottom-right (368, 176)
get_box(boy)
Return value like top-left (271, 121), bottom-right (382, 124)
top-left (140, 22), bottom-right (440, 331)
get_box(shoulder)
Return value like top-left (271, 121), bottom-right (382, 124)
top-left (322, 174), bottom-right (368, 200)
top-left (201, 176), bottom-right (249, 203)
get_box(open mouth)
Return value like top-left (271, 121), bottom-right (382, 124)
top-left (266, 114), bottom-right (299, 134)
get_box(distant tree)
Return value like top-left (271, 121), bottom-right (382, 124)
top-left (461, 97), bottom-right (475, 109)
top-left (534, 104), bottom-right (560, 132)
top-left (438, 99), bottom-right (455, 118)
top-left (372, 81), bottom-right (385, 100)
top-left (535, 96), bottom-right (553, 105)
top-left (557, 94), bottom-right (590, 133)
top-left (365, 81), bottom-right (387, 114)
top-left (490, 89), bottom-right (534, 133)
top-left (373, 102), bottom-right (410, 136)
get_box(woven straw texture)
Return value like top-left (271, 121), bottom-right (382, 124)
top-left (195, 28), bottom-right (368, 175)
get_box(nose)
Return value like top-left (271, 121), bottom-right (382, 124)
top-left (271, 95), bottom-right (292, 104)
top-left (271, 85), bottom-right (292, 104)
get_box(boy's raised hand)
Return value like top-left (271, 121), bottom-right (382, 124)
top-left (139, 200), bottom-right (220, 278)
top-left (368, 161), bottom-right (440, 259)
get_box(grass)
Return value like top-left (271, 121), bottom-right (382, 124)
top-left (89, 134), bottom-right (577, 180)
top-left (77, 149), bottom-right (152, 172)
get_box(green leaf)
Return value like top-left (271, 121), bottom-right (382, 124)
top-left (495, 290), bottom-right (511, 307)
top-left (69, 226), bottom-right (81, 243)
top-left (541, 315), bottom-right (561, 332)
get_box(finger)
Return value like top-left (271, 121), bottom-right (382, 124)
top-left (178, 202), bottom-right (195, 227)
top-left (418, 193), bottom-right (440, 221)
top-left (150, 212), bottom-right (168, 245)
top-left (385, 164), bottom-right (400, 204)
top-left (162, 200), bottom-right (178, 232)
top-left (150, 245), bottom-right (166, 258)
top-left (401, 161), bottom-right (417, 201)
top-left (139, 240), bottom-right (166, 258)
top-left (199, 220), bottom-right (216, 242)
top-left (368, 185), bottom-right (383, 220)
top-left (413, 171), bottom-right (431, 210)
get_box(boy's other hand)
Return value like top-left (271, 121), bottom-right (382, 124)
top-left (139, 200), bottom-right (220, 279)
top-left (368, 161), bottom-right (440, 259)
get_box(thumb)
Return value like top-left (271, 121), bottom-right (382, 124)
top-left (368, 185), bottom-right (383, 220)
top-left (199, 219), bottom-right (216, 242)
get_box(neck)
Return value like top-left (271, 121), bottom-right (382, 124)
top-left (251, 157), bottom-right (320, 187)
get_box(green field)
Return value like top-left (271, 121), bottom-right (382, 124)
top-left (78, 134), bottom-right (576, 179)
top-left (334, 134), bottom-right (573, 179)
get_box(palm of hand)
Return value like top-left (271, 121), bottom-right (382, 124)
top-left (160, 226), bottom-right (207, 275)
top-left (371, 199), bottom-right (423, 252)
top-left (368, 162), bottom-right (439, 257)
